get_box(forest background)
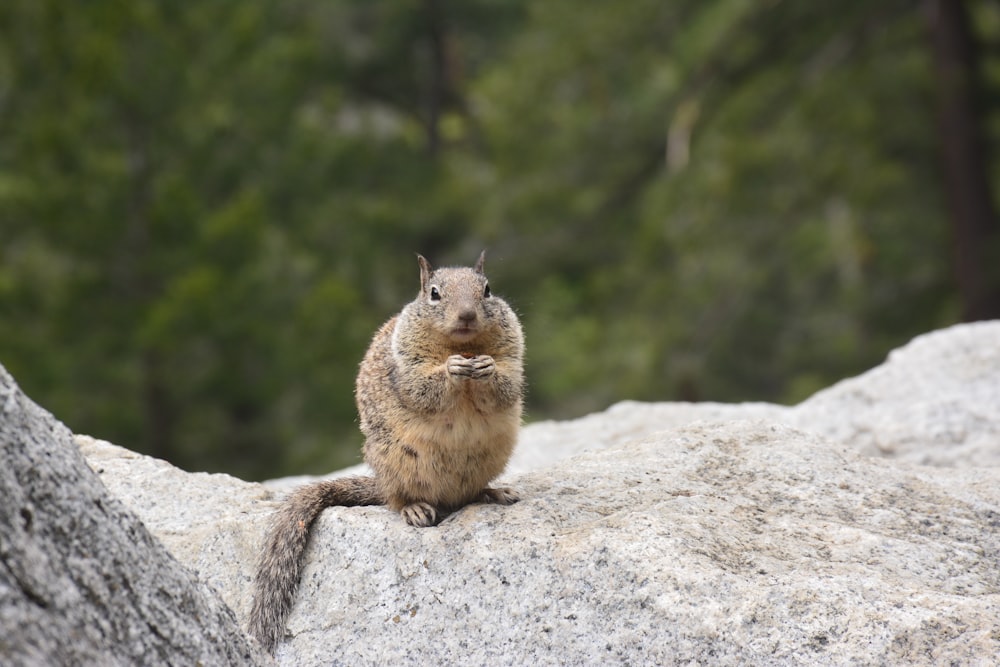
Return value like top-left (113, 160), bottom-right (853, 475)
top-left (2, 0), bottom-right (999, 481)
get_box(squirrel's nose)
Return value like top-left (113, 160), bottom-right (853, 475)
top-left (458, 309), bottom-right (478, 323)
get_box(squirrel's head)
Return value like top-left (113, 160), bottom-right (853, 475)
top-left (414, 250), bottom-right (500, 345)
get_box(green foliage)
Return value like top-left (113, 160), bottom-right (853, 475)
top-left (0, 0), bottom-right (979, 479)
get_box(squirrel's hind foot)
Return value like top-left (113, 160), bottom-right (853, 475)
top-left (401, 502), bottom-right (439, 527)
top-left (480, 487), bottom-right (520, 505)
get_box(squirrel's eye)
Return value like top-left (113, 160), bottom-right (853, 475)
top-left (483, 282), bottom-right (491, 298)
top-left (429, 286), bottom-right (442, 301)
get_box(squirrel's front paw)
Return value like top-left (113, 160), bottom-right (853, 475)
top-left (446, 354), bottom-right (495, 379)
top-left (446, 354), bottom-right (472, 377)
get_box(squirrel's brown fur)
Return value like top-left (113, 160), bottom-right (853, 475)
top-left (247, 252), bottom-right (524, 651)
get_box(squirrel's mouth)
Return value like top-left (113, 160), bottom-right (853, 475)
top-left (450, 326), bottom-right (478, 340)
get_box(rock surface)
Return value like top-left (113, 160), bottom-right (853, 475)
top-left (513, 319), bottom-right (1000, 471)
top-left (0, 366), bottom-right (271, 667)
top-left (64, 322), bottom-right (1000, 663)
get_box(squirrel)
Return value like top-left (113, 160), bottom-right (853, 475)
top-left (247, 251), bottom-right (525, 652)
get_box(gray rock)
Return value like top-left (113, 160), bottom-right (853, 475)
top-left (515, 320), bottom-right (1000, 470)
top-left (0, 365), bottom-right (271, 667)
top-left (790, 319), bottom-right (1000, 466)
top-left (74, 321), bottom-right (1000, 665)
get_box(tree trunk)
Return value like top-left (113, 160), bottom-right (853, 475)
top-left (924, 0), bottom-right (1000, 321)
top-left (422, 0), bottom-right (456, 157)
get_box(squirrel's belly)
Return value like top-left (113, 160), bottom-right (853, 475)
top-left (390, 408), bottom-right (519, 507)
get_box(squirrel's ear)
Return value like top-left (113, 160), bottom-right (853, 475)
top-left (474, 249), bottom-right (486, 275)
top-left (417, 254), bottom-right (433, 292)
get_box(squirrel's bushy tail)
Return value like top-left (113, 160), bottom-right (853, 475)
top-left (247, 476), bottom-right (383, 652)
